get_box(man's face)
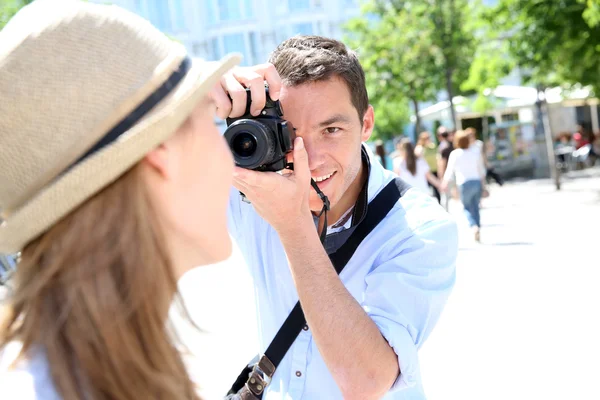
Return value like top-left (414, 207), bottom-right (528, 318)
top-left (279, 76), bottom-right (373, 214)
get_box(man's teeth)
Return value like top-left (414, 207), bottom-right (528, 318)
top-left (314, 173), bottom-right (333, 182)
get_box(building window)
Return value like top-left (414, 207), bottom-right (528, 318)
top-left (205, 0), bottom-right (253, 25)
top-left (289, 0), bottom-right (311, 11)
top-left (219, 0), bottom-right (242, 21)
top-left (292, 23), bottom-right (313, 36)
top-left (135, 0), bottom-right (187, 33)
top-left (211, 37), bottom-right (221, 60)
top-left (223, 33), bottom-right (250, 65)
top-left (249, 32), bottom-right (261, 64)
top-left (171, 0), bottom-right (186, 31)
top-left (147, 0), bottom-right (172, 32)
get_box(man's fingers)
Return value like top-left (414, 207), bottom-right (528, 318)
top-left (254, 63), bottom-right (282, 101)
top-left (221, 73), bottom-right (247, 118)
top-left (216, 64), bottom-right (282, 119)
top-left (234, 167), bottom-right (280, 192)
top-left (232, 69), bottom-right (266, 116)
top-left (291, 137), bottom-right (310, 186)
top-left (210, 84), bottom-right (232, 120)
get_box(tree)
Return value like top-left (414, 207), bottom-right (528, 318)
top-left (346, 3), bottom-right (440, 139)
top-left (491, 0), bottom-right (600, 93)
top-left (1, 0), bottom-right (33, 31)
top-left (349, 0), bottom-right (477, 131)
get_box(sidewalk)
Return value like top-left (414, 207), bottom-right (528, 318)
top-left (420, 166), bottom-right (600, 400)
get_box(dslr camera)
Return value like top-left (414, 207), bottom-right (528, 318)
top-left (224, 87), bottom-right (295, 172)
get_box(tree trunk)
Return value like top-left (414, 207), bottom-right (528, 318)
top-left (412, 97), bottom-right (421, 137)
top-left (445, 66), bottom-right (458, 130)
top-left (535, 86), bottom-right (560, 190)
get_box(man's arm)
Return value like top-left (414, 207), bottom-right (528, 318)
top-left (232, 140), bottom-right (399, 399)
top-left (437, 154), bottom-right (447, 182)
top-left (277, 216), bottom-right (400, 400)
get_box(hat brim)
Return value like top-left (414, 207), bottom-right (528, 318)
top-left (0, 53), bottom-right (242, 253)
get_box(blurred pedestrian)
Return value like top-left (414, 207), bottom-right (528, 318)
top-left (592, 132), bottom-right (600, 164)
top-left (394, 138), bottom-right (441, 195)
top-left (374, 139), bottom-right (390, 170)
top-left (389, 136), bottom-right (403, 160)
top-left (415, 131), bottom-right (441, 202)
top-left (0, 2), bottom-right (241, 399)
top-left (437, 126), bottom-right (455, 210)
top-left (573, 124), bottom-right (591, 150)
top-left (465, 127), bottom-right (501, 189)
top-left (442, 130), bottom-right (486, 242)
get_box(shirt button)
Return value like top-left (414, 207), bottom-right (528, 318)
top-left (303, 325), bottom-right (309, 331)
top-left (296, 371), bottom-right (302, 377)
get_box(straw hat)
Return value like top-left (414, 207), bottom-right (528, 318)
top-left (0, 0), bottom-right (241, 253)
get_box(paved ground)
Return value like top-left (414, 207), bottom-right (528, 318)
top-left (420, 167), bottom-right (600, 400)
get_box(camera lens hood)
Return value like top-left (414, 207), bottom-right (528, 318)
top-left (224, 119), bottom-right (276, 170)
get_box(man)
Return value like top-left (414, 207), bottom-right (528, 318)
top-left (214, 36), bottom-right (457, 400)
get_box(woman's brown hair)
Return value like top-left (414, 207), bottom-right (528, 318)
top-left (453, 130), bottom-right (471, 150)
top-left (400, 138), bottom-right (417, 176)
top-left (0, 163), bottom-right (200, 400)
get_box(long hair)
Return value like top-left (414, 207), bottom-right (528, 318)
top-left (375, 140), bottom-right (387, 169)
top-left (400, 138), bottom-right (417, 176)
top-left (0, 163), bottom-right (200, 400)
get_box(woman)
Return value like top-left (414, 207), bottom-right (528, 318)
top-left (374, 139), bottom-right (390, 170)
top-left (0, 1), bottom-right (241, 399)
top-left (394, 138), bottom-right (441, 195)
top-left (414, 131), bottom-right (440, 202)
top-left (442, 130), bottom-right (486, 242)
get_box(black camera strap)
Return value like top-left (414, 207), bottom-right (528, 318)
top-left (228, 177), bottom-right (411, 399)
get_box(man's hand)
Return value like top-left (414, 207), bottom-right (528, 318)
top-left (232, 137), bottom-right (314, 235)
top-left (211, 63), bottom-right (282, 119)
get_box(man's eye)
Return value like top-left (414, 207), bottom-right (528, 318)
top-left (325, 127), bottom-right (340, 134)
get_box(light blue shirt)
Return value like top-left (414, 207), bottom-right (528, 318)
top-left (228, 145), bottom-right (458, 399)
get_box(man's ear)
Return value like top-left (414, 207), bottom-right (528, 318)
top-left (361, 105), bottom-right (375, 142)
top-left (143, 143), bottom-right (171, 179)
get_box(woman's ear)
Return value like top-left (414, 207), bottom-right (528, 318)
top-left (143, 143), bottom-right (172, 179)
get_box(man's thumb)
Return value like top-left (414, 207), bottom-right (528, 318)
top-left (293, 137), bottom-right (310, 183)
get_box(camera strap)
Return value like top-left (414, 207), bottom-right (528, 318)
top-left (227, 177), bottom-right (411, 399)
top-left (310, 178), bottom-right (331, 244)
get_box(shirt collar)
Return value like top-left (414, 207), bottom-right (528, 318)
top-left (320, 144), bottom-right (388, 254)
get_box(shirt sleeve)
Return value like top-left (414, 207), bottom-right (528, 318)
top-left (419, 158), bottom-right (430, 174)
top-left (477, 152), bottom-right (486, 179)
top-left (443, 150), bottom-right (456, 182)
top-left (227, 186), bottom-right (244, 242)
top-left (361, 206), bottom-right (458, 392)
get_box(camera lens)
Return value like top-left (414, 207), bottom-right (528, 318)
top-left (224, 119), bottom-right (275, 170)
top-left (232, 132), bottom-right (257, 158)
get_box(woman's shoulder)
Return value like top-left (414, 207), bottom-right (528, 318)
top-left (0, 343), bottom-right (61, 400)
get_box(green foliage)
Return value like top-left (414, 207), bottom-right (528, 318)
top-left (346, 0), bottom-right (477, 133)
top-left (0, 0), bottom-right (33, 30)
top-left (492, 0), bottom-right (600, 93)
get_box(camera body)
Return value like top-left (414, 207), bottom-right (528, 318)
top-left (224, 88), bottom-right (295, 172)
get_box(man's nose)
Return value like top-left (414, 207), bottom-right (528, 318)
top-left (300, 134), bottom-right (324, 171)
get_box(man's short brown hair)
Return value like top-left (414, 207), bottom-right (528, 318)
top-left (268, 35), bottom-right (369, 122)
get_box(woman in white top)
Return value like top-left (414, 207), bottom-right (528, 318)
top-left (0, 2), bottom-right (242, 399)
top-left (442, 130), bottom-right (486, 241)
top-left (393, 138), bottom-right (441, 195)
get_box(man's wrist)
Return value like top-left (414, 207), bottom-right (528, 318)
top-left (275, 212), bottom-right (318, 246)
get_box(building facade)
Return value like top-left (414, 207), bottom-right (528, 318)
top-left (95, 0), bottom-right (361, 65)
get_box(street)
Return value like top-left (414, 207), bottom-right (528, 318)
top-left (420, 167), bottom-right (600, 400)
